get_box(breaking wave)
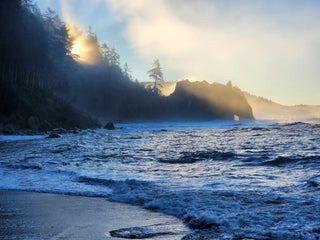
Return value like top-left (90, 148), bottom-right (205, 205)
top-left (261, 155), bottom-right (320, 166)
top-left (159, 150), bottom-right (235, 164)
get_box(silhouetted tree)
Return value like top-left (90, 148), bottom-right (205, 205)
top-left (101, 43), bottom-right (110, 65)
top-left (85, 26), bottom-right (102, 64)
top-left (148, 59), bottom-right (163, 94)
top-left (44, 8), bottom-right (72, 61)
top-left (108, 47), bottom-right (120, 66)
top-left (123, 62), bottom-right (134, 81)
top-left (86, 26), bottom-right (97, 42)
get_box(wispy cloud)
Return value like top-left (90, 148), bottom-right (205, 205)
top-left (105, 0), bottom-right (320, 104)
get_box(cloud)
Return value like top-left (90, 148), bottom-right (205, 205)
top-left (105, 0), bottom-right (320, 104)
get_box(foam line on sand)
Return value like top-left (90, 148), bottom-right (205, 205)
top-left (0, 190), bottom-right (190, 239)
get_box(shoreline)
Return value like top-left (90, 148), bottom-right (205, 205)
top-left (0, 190), bottom-right (190, 239)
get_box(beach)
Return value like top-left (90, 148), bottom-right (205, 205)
top-left (0, 190), bottom-right (190, 239)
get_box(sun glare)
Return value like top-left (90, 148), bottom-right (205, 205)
top-left (71, 43), bottom-right (80, 54)
top-left (67, 24), bottom-right (101, 65)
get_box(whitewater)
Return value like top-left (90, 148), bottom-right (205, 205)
top-left (0, 120), bottom-right (319, 239)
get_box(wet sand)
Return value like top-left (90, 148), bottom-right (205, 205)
top-left (0, 190), bottom-right (190, 239)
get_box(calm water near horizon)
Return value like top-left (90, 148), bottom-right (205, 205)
top-left (0, 120), bottom-right (320, 239)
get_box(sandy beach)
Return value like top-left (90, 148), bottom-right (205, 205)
top-left (0, 190), bottom-right (190, 240)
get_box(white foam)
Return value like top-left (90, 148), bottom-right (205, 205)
top-left (0, 135), bottom-right (46, 142)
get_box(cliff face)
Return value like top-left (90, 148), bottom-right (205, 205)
top-left (167, 80), bottom-right (254, 120)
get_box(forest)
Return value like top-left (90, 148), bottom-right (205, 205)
top-left (0, 0), bottom-right (253, 134)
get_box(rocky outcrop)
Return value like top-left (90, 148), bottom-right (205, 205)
top-left (167, 80), bottom-right (253, 120)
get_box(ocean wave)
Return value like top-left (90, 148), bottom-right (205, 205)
top-left (76, 175), bottom-right (320, 239)
top-left (159, 150), bottom-right (235, 164)
top-left (305, 176), bottom-right (320, 190)
top-left (77, 176), bottom-right (229, 229)
top-left (77, 176), bottom-right (117, 186)
top-left (276, 121), bottom-right (314, 128)
top-left (261, 155), bottom-right (320, 166)
top-left (4, 164), bottom-right (42, 170)
top-left (77, 176), bottom-right (153, 188)
top-left (1, 167), bottom-right (319, 239)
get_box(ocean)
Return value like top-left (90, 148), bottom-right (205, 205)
top-left (0, 120), bottom-right (319, 239)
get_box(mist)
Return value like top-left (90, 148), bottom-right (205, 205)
top-left (3, 0), bottom-right (318, 133)
top-left (245, 92), bottom-right (320, 122)
top-left (1, 0), bottom-right (256, 134)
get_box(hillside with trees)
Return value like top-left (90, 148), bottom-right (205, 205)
top-left (0, 0), bottom-right (101, 134)
top-left (0, 0), bottom-right (253, 134)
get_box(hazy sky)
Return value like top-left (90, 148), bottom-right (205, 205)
top-left (35, 0), bottom-right (320, 105)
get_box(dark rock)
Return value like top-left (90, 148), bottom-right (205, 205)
top-left (160, 129), bottom-right (168, 131)
top-left (46, 133), bottom-right (61, 138)
top-left (184, 216), bottom-right (219, 229)
top-left (104, 122), bottom-right (115, 130)
top-left (52, 128), bottom-right (67, 134)
top-left (110, 226), bottom-right (172, 239)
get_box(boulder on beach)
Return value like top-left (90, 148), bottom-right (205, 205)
top-left (104, 122), bottom-right (115, 130)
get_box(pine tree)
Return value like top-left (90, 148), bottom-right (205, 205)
top-left (108, 47), bottom-right (120, 66)
top-left (147, 59), bottom-right (163, 94)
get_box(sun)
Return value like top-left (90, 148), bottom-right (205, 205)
top-left (71, 43), bottom-right (80, 54)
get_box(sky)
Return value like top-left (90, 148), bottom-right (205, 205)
top-left (34, 0), bottom-right (320, 105)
